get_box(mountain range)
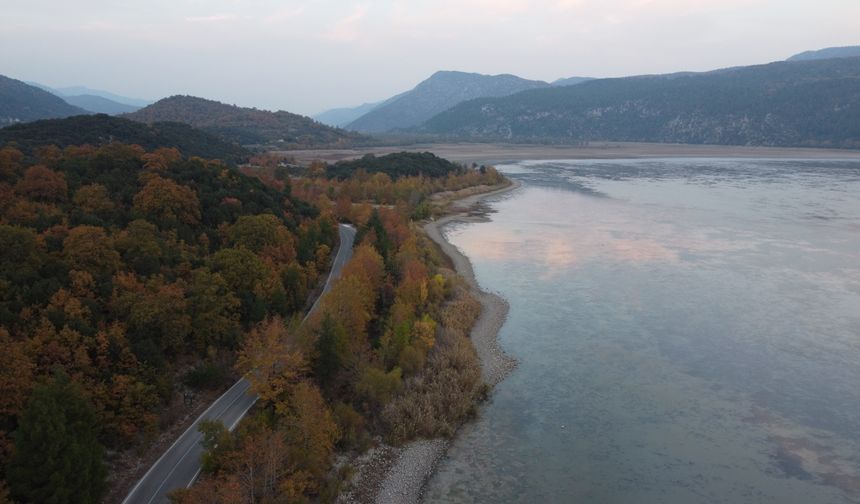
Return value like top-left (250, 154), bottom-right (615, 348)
top-left (342, 71), bottom-right (553, 133)
top-left (0, 75), bottom-right (87, 127)
top-left (123, 95), bottom-right (368, 148)
top-left (27, 82), bottom-right (150, 114)
top-left (4, 45), bottom-right (860, 151)
top-left (315, 71), bottom-right (596, 132)
top-left (418, 55), bottom-right (860, 149)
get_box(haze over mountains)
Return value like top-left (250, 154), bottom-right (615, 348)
top-left (0, 75), bottom-right (87, 127)
top-left (787, 46), bottom-right (860, 62)
top-left (28, 82), bottom-right (150, 114)
top-left (314, 101), bottom-right (385, 128)
top-left (3, 45), bottom-right (860, 150)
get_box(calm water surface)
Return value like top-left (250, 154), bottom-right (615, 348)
top-left (423, 159), bottom-right (860, 504)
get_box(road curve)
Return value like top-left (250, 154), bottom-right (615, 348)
top-left (122, 223), bottom-right (357, 504)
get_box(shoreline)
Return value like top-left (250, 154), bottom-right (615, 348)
top-left (280, 141), bottom-right (860, 165)
top-left (353, 180), bottom-right (520, 504)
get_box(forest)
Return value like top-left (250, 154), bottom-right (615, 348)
top-left (0, 115), bottom-right (251, 164)
top-left (0, 142), bottom-right (505, 503)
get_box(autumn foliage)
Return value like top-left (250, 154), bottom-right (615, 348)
top-left (0, 143), bottom-right (336, 502)
top-left (0, 139), bottom-right (500, 503)
top-left (181, 203), bottom-right (491, 503)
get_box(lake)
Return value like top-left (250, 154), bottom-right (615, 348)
top-left (423, 158), bottom-right (860, 504)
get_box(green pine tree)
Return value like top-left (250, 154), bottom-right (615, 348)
top-left (314, 314), bottom-right (348, 391)
top-left (7, 372), bottom-right (106, 504)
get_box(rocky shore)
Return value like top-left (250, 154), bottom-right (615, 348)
top-left (339, 180), bottom-right (520, 504)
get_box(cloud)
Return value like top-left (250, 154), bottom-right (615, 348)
top-left (323, 4), bottom-right (367, 43)
top-left (185, 14), bottom-right (236, 23)
top-left (262, 6), bottom-right (305, 25)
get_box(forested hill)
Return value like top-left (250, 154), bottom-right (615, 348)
top-left (0, 75), bottom-right (87, 127)
top-left (345, 71), bottom-right (550, 133)
top-left (124, 95), bottom-right (369, 148)
top-left (419, 57), bottom-right (860, 149)
top-left (0, 141), bottom-right (335, 502)
top-left (0, 114), bottom-right (251, 163)
top-left (325, 152), bottom-right (465, 179)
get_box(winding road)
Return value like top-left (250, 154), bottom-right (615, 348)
top-left (122, 223), bottom-right (357, 504)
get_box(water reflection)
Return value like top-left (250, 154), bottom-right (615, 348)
top-left (424, 159), bottom-right (860, 504)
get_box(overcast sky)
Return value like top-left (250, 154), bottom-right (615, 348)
top-left (2, 0), bottom-right (858, 115)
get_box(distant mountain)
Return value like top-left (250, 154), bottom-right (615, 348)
top-left (345, 71), bottom-right (551, 133)
top-left (552, 76), bottom-right (593, 87)
top-left (315, 101), bottom-right (383, 128)
top-left (0, 75), bottom-right (88, 127)
top-left (419, 57), bottom-right (860, 149)
top-left (62, 94), bottom-right (140, 115)
top-left (788, 46), bottom-right (860, 62)
top-left (28, 82), bottom-right (153, 107)
top-left (124, 95), bottom-right (368, 148)
top-left (0, 114), bottom-right (250, 163)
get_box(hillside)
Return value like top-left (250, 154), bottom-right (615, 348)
top-left (62, 94), bottom-right (140, 115)
top-left (124, 95), bottom-right (368, 148)
top-left (419, 57), bottom-right (860, 149)
top-left (0, 114), bottom-right (250, 163)
top-left (345, 71), bottom-right (550, 133)
top-left (0, 75), bottom-right (88, 127)
top-left (788, 46), bottom-right (860, 62)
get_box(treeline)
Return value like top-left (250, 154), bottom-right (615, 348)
top-left (173, 199), bottom-right (490, 504)
top-left (248, 151), bottom-right (505, 220)
top-left (324, 152), bottom-right (467, 179)
top-left (0, 114), bottom-right (251, 164)
top-left (0, 143), bottom-right (336, 503)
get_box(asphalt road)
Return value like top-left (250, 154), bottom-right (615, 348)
top-left (122, 223), bottom-right (357, 504)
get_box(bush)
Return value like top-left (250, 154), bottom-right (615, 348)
top-left (382, 331), bottom-right (483, 444)
top-left (356, 367), bottom-right (402, 408)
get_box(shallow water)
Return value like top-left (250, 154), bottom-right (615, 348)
top-left (423, 159), bottom-right (860, 504)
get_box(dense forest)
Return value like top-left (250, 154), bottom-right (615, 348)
top-left (0, 141), bottom-right (505, 503)
top-left (124, 96), bottom-right (370, 148)
top-left (0, 115), bottom-right (251, 164)
top-left (324, 152), bottom-right (467, 180)
top-left (0, 142), bottom-right (337, 503)
top-left (419, 56), bottom-right (860, 149)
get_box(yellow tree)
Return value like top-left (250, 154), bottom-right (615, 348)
top-left (236, 317), bottom-right (306, 407)
top-left (132, 174), bottom-right (201, 227)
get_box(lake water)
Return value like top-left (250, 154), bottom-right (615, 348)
top-left (423, 159), bottom-right (860, 504)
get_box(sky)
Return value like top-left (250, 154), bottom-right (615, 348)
top-left (2, 0), bottom-right (859, 116)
